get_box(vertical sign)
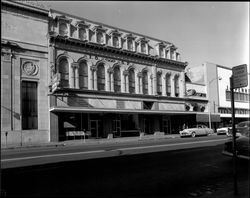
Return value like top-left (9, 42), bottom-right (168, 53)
top-left (232, 64), bottom-right (248, 88)
top-left (231, 64), bottom-right (248, 195)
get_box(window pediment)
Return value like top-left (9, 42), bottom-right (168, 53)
top-left (55, 15), bottom-right (72, 24)
top-left (92, 25), bottom-right (107, 33)
top-left (108, 29), bottom-right (122, 36)
top-left (75, 20), bottom-right (91, 28)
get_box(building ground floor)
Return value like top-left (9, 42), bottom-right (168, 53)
top-left (49, 111), bottom-right (220, 141)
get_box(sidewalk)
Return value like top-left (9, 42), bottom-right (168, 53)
top-left (1, 133), bottom-right (180, 150)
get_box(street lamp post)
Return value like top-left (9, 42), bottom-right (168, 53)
top-left (208, 77), bottom-right (222, 129)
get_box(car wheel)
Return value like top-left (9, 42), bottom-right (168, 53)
top-left (191, 132), bottom-right (196, 138)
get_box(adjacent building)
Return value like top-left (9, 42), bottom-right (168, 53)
top-left (1, 0), bottom-right (49, 145)
top-left (204, 62), bottom-right (250, 128)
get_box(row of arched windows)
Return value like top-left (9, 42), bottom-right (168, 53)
top-left (57, 57), bottom-right (180, 97)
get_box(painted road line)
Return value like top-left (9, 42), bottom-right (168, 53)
top-left (1, 150), bottom-right (106, 162)
top-left (1, 138), bottom-right (228, 163)
top-left (119, 138), bottom-right (228, 151)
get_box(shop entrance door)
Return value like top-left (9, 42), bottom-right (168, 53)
top-left (143, 118), bottom-right (151, 134)
top-left (112, 120), bottom-right (121, 137)
top-left (163, 118), bottom-right (171, 134)
top-left (90, 120), bottom-right (101, 138)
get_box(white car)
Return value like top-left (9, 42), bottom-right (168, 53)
top-left (180, 124), bottom-right (214, 138)
top-left (216, 127), bottom-right (232, 135)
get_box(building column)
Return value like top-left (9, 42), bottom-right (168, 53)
top-left (179, 71), bottom-right (185, 97)
top-left (152, 64), bottom-right (157, 95)
top-left (73, 63), bottom-right (79, 89)
top-left (135, 70), bottom-right (139, 94)
top-left (123, 70), bottom-right (129, 93)
top-left (111, 72), bottom-right (114, 92)
top-left (105, 66), bottom-right (110, 92)
top-left (121, 68), bottom-right (125, 92)
top-left (139, 76), bottom-right (143, 94)
top-left (148, 73), bottom-right (152, 95)
top-left (171, 75), bottom-right (175, 97)
top-left (90, 65), bottom-right (97, 90)
top-left (162, 75), bottom-right (166, 96)
top-left (69, 63), bottom-right (75, 88)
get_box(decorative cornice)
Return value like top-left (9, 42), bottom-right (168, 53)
top-left (50, 35), bottom-right (187, 68)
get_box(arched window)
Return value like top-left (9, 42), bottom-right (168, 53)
top-left (157, 72), bottom-right (162, 95)
top-left (142, 71), bottom-right (148, 95)
top-left (79, 28), bottom-right (87, 40)
top-left (113, 36), bottom-right (119, 48)
top-left (114, 66), bottom-right (121, 92)
top-left (97, 63), bottom-right (105, 91)
top-left (166, 74), bottom-right (171, 96)
top-left (79, 61), bottom-right (88, 89)
top-left (141, 42), bottom-right (146, 53)
top-left (97, 32), bottom-right (103, 44)
top-left (58, 58), bottom-right (69, 87)
top-left (128, 39), bottom-right (133, 51)
top-left (174, 75), bottom-right (179, 97)
top-left (59, 23), bottom-right (68, 36)
top-left (128, 69), bottom-right (135, 94)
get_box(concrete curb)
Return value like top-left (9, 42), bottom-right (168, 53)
top-left (1, 134), bottom-right (180, 150)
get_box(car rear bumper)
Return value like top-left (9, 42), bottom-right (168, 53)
top-left (222, 150), bottom-right (250, 160)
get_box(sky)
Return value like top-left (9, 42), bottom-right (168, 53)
top-left (39, 1), bottom-right (249, 72)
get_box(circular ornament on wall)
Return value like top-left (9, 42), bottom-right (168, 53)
top-left (23, 61), bottom-right (39, 76)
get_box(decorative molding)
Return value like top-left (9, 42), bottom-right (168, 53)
top-left (123, 70), bottom-right (129, 76)
top-left (22, 60), bottom-right (39, 76)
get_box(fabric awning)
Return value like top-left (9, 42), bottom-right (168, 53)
top-left (196, 113), bottom-right (221, 122)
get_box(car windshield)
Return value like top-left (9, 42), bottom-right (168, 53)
top-left (237, 121), bottom-right (250, 128)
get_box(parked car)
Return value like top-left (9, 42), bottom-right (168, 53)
top-left (216, 126), bottom-right (232, 135)
top-left (222, 121), bottom-right (250, 160)
top-left (227, 121), bottom-right (250, 137)
top-left (179, 124), bottom-right (214, 138)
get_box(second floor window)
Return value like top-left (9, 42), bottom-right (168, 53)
top-left (157, 72), bottom-right (162, 95)
top-left (97, 64), bottom-right (105, 91)
top-left (142, 71), bottom-right (148, 95)
top-left (166, 74), bottom-right (171, 96)
top-left (114, 66), bottom-right (121, 92)
top-left (59, 23), bottom-right (68, 36)
top-left (59, 58), bottom-right (69, 87)
top-left (129, 69), bottom-right (135, 94)
top-left (174, 75), bottom-right (179, 97)
top-left (79, 61), bottom-right (88, 89)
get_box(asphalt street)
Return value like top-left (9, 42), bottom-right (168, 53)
top-left (1, 135), bottom-right (249, 197)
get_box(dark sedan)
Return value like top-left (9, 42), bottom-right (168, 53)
top-left (222, 121), bottom-right (250, 160)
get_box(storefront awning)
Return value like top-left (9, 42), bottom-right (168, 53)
top-left (50, 106), bottom-right (197, 115)
top-left (196, 113), bottom-right (221, 122)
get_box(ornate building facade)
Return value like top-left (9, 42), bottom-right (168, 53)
top-left (47, 9), bottom-right (210, 141)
